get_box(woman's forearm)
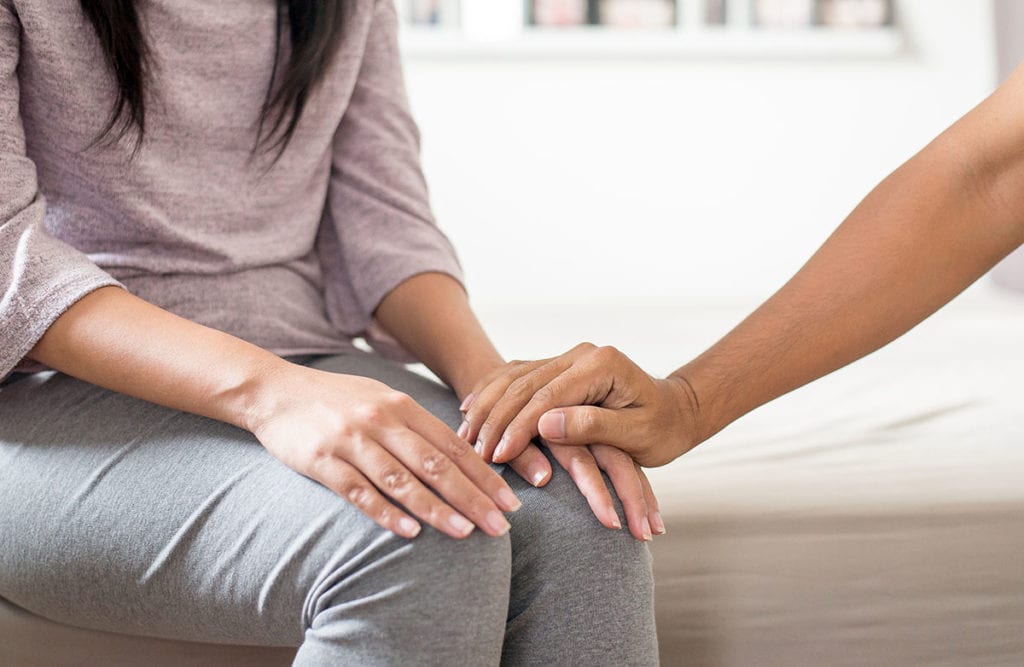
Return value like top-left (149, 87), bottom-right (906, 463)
top-left (675, 81), bottom-right (1024, 446)
top-left (29, 286), bottom-right (522, 539)
top-left (28, 286), bottom-right (287, 431)
top-left (374, 272), bottom-right (504, 398)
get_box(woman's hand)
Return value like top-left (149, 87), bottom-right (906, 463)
top-left (248, 364), bottom-right (522, 540)
top-left (461, 343), bottom-right (700, 468)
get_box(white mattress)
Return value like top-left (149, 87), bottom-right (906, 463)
top-left (481, 284), bottom-right (1024, 666)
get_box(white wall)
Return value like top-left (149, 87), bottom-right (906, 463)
top-left (401, 0), bottom-right (998, 312)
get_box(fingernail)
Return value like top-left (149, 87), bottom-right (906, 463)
top-left (448, 513), bottom-right (474, 537)
top-left (651, 511), bottom-right (666, 535)
top-left (460, 393), bottom-right (476, 412)
top-left (642, 522), bottom-right (653, 542)
top-left (531, 467), bottom-right (549, 487)
top-left (474, 440), bottom-right (484, 457)
top-left (611, 516), bottom-right (622, 530)
top-left (493, 435), bottom-right (509, 461)
top-left (497, 487), bottom-right (522, 512)
top-left (398, 517), bottom-right (421, 538)
top-left (538, 411), bottom-right (566, 439)
top-left (456, 420), bottom-right (469, 440)
top-left (486, 510), bottom-right (511, 536)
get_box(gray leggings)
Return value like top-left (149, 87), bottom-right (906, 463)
top-left (0, 351), bottom-right (657, 665)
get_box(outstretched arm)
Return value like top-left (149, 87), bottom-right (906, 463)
top-left (463, 63), bottom-right (1024, 468)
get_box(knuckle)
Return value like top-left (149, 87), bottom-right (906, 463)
top-left (507, 376), bottom-right (534, 399)
top-left (344, 482), bottom-right (372, 508)
top-left (603, 453), bottom-right (631, 472)
top-left (479, 416), bottom-right (502, 439)
top-left (380, 467), bottom-right (412, 493)
top-left (532, 384), bottom-right (555, 404)
top-left (574, 341), bottom-right (597, 353)
top-left (446, 437), bottom-right (471, 459)
top-left (578, 409), bottom-right (600, 433)
top-left (308, 440), bottom-right (333, 464)
top-left (420, 453), bottom-right (451, 479)
top-left (424, 502), bottom-right (448, 527)
top-left (355, 402), bottom-right (388, 426)
top-left (594, 345), bottom-right (621, 363)
top-left (565, 450), bottom-right (592, 469)
top-left (384, 391), bottom-right (414, 410)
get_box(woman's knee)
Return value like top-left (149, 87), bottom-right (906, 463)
top-left (506, 455), bottom-right (653, 582)
top-left (502, 454), bottom-right (657, 663)
top-left (299, 523), bottom-right (512, 663)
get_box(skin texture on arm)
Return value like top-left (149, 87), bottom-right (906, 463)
top-left (464, 63), bottom-right (1024, 468)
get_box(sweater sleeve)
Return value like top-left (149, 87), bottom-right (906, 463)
top-left (318, 0), bottom-right (464, 353)
top-left (1, 4), bottom-right (122, 379)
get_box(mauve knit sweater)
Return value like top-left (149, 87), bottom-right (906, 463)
top-left (0, 0), bottom-right (463, 379)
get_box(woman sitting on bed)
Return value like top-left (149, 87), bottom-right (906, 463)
top-left (0, 1), bottom-right (657, 663)
top-left (462, 62), bottom-right (1024, 536)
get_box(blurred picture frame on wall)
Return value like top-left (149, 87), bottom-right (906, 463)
top-left (817, 0), bottom-right (891, 27)
top-left (705, 0), bottom-right (727, 25)
top-left (598, 0), bottom-right (676, 28)
top-left (754, 0), bottom-right (814, 27)
top-left (531, 0), bottom-right (590, 27)
top-left (746, 0), bottom-right (892, 28)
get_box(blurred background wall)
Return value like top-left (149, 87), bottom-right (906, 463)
top-left (396, 0), bottom-right (1000, 312)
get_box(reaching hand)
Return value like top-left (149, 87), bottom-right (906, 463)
top-left (460, 342), bottom-right (699, 468)
top-left (456, 343), bottom-right (700, 539)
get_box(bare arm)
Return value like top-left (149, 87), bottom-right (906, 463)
top-left (373, 272), bottom-right (504, 400)
top-left (29, 286), bottom-right (521, 539)
top-left (29, 287), bottom-right (279, 428)
top-left (463, 64), bottom-right (1024, 468)
top-left (678, 65), bottom-right (1024, 449)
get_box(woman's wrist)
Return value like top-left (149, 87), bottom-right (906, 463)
top-left (447, 352), bottom-right (505, 401)
top-left (230, 353), bottom-right (303, 435)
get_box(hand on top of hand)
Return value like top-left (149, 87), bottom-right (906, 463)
top-left (454, 343), bottom-right (702, 539)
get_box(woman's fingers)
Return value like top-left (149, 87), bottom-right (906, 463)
top-left (505, 441), bottom-right (553, 488)
top-left (313, 458), bottom-right (423, 539)
top-left (592, 445), bottom-right (651, 542)
top-left (546, 443), bottom-right (622, 531)
top-left (403, 402), bottom-right (522, 513)
top-left (637, 464), bottom-right (665, 535)
top-left (381, 428), bottom-right (512, 538)
top-left (459, 360), bottom-right (540, 447)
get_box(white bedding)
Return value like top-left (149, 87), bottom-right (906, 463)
top-left (481, 284), bottom-right (1024, 666)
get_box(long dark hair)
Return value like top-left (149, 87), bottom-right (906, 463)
top-left (79, 0), bottom-right (344, 157)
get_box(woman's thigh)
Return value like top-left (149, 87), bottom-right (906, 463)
top-left (0, 358), bottom-right (510, 662)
